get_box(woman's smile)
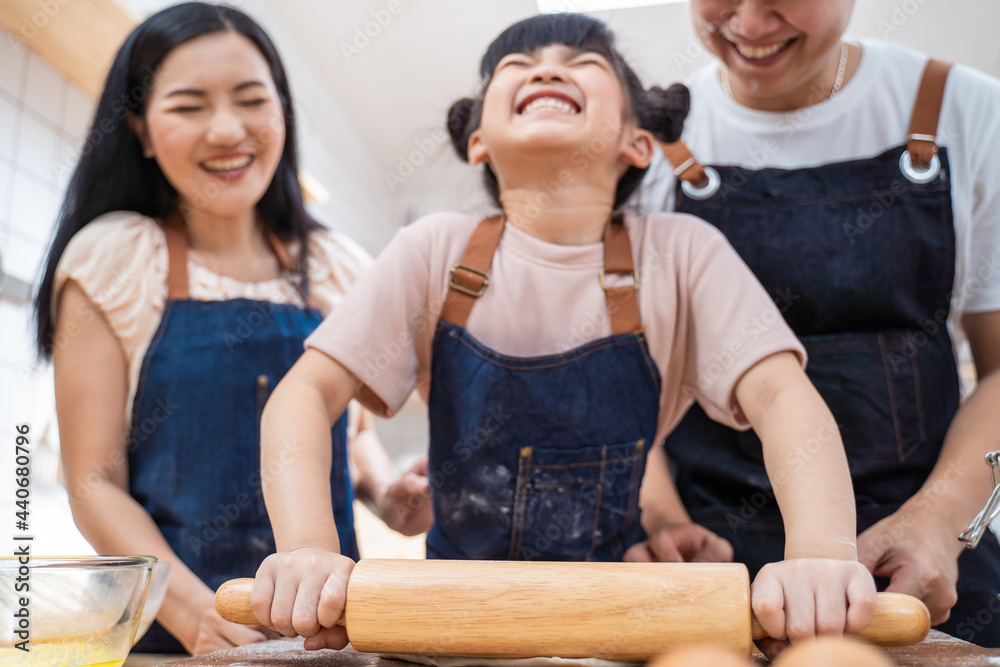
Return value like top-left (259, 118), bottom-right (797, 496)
top-left (200, 152), bottom-right (257, 182)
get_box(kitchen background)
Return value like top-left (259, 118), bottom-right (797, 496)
top-left (0, 0), bottom-right (998, 558)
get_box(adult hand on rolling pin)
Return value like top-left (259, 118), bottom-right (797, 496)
top-left (751, 558), bottom-right (876, 658)
top-left (378, 457), bottom-right (434, 536)
top-left (858, 504), bottom-right (961, 625)
top-left (623, 523), bottom-right (734, 563)
top-left (251, 547), bottom-right (355, 650)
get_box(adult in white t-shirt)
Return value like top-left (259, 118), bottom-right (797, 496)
top-left (635, 0), bottom-right (1000, 647)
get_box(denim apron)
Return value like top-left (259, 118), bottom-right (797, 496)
top-left (660, 59), bottom-right (1000, 645)
top-left (426, 214), bottom-right (661, 562)
top-left (131, 212), bottom-right (358, 653)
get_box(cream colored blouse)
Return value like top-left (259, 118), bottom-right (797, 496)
top-left (53, 211), bottom-right (372, 423)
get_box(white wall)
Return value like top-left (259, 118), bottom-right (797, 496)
top-left (0, 39), bottom-right (95, 555)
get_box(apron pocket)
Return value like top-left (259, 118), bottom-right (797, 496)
top-left (737, 331), bottom-right (926, 472)
top-left (512, 438), bottom-right (646, 561)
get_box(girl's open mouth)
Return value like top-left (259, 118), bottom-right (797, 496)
top-left (517, 90), bottom-right (581, 115)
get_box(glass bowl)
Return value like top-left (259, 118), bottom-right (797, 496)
top-left (0, 556), bottom-right (155, 667)
top-left (132, 561), bottom-right (171, 646)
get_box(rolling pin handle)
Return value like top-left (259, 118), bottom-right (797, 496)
top-left (750, 592), bottom-right (930, 647)
top-left (215, 577), bottom-right (347, 628)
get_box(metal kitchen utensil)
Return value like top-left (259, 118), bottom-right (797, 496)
top-left (959, 451), bottom-right (1000, 548)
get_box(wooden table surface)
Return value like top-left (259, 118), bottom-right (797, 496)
top-left (145, 631), bottom-right (999, 667)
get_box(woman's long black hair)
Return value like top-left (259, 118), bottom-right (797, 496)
top-left (34, 1), bottom-right (319, 358)
top-left (447, 13), bottom-right (690, 210)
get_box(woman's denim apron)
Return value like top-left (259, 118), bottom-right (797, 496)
top-left (660, 59), bottom-right (1000, 645)
top-left (425, 214), bottom-right (661, 562)
top-left (131, 213), bottom-right (357, 652)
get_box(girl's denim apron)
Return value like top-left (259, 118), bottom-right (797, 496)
top-left (426, 214), bottom-right (661, 562)
top-left (131, 213), bottom-right (358, 652)
top-left (660, 59), bottom-right (1000, 645)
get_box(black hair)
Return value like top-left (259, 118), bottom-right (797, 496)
top-left (446, 13), bottom-right (690, 210)
top-left (34, 1), bottom-right (319, 359)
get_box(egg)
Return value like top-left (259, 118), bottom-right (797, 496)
top-left (770, 637), bottom-right (895, 667)
top-left (646, 644), bottom-right (750, 667)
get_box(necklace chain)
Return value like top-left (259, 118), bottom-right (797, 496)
top-left (721, 41), bottom-right (849, 103)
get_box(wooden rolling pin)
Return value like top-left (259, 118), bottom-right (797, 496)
top-left (215, 560), bottom-right (929, 660)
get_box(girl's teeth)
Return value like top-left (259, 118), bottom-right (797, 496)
top-left (737, 40), bottom-right (790, 60)
top-left (202, 156), bottom-right (253, 171)
top-left (522, 97), bottom-right (577, 115)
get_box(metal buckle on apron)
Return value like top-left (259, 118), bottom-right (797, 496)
top-left (680, 165), bottom-right (722, 200)
top-left (448, 263), bottom-right (490, 297)
top-left (599, 268), bottom-right (640, 290)
top-left (900, 134), bottom-right (942, 184)
top-left (959, 451), bottom-right (1000, 548)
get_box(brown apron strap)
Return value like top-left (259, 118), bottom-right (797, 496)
top-left (907, 58), bottom-right (953, 167)
top-left (162, 210), bottom-right (311, 305)
top-left (163, 209), bottom-right (190, 300)
top-left (439, 215), bottom-right (505, 328)
top-left (603, 213), bottom-right (641, 335)
top-left (658, 140), bottom-right (707, 185)
top-left (440, 214), bottom-right (642, 334)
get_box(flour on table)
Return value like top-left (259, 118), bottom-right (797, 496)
top-left (381, 654), bottom-right (640, 667)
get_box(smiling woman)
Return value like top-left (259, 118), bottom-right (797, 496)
top-left (31, 1), bottom-right (430, 656)
top-left (691, 0), bottom-right (857, 110)
top-left (128, 32), bottom-right (286, 228)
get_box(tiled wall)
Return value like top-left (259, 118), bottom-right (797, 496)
top-left (0, 39), bottom-right (93, 447)
top-left (0, 38), bottom-right (95, 554)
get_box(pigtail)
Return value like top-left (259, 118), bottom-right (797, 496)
top-left (447, 97), bottom-right (477, 162)
top-left (642, 83), bottom-right (691, 144)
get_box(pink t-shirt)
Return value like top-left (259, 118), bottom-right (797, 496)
top-left (306, 211), bottom-right (805, 443)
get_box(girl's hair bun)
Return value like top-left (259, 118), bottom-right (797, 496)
top-left (447, 97), bottom-right (477, 162)
top-left (644, 83), bottom-right (691, 144)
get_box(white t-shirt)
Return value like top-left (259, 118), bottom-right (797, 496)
top-left (635, 37), bottom-right (1000, 363)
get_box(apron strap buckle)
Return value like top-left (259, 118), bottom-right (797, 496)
top-left (448, 263), bottom-right (491, 298)
top-left (599, 268), bottom-right (640, 291)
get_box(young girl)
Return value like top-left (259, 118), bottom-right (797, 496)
top-left (252, 14), bottom-right (875, 650)
top-left (34, 2), bottom-right (425, 654)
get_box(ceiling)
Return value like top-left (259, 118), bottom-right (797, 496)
top-left (263, 1), bottom-right (1000, 223)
